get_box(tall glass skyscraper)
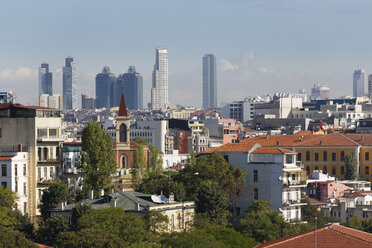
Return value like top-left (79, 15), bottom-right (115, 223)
top-left (203, 54), bottom-right (217, 109)
top-left (38, 63), bottom-right (53, 98)
top-left (151, 47), bottom-right (168, 110)
top-left (63, 57), bottom-right (77, 109)
top-left (353, 69), bottom-right (367, 97)
top-left (95, 66), bottom-right (116, 109)
top-left (116, 66), bottom-right (143, 110)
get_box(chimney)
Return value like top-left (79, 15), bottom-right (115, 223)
top-left (88, 190), bottom-right (94, 200)
top-left (320, 141), bottom-right (323, 145)
top-left (99, 189), bottom-right (105, 197)
top-left (110, 188), bottom-right (115, 194)
top-left (18, 144), bottom-right (22, 152)
top-left (120, 187), bottom-right (125, 193)
top-left (169, 193), bottom-right (175, 203)
top-left (110, 197), bottom-right (117, 208)
top-left (135, 201), bottom-right (140, 211)
top-left (58, 202), bottom-right (65, 211)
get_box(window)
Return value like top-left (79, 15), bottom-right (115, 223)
top-left (23, 202), bottom-right (27, 214)
top-left (37, 129), bottom-right (47, 138)
top-left (119, 124), bottom-right (127, 143)
top-left (15, 180), bottom-right (18, 193)
top-left (312, 153), bottom-right (318, 162)
top-left (49, 129), bottom-right (57, 137)
top-left (178, 213), bottom-right (181, 229)
top-left (306, 166), bottom-right (310, 175)
top-left (1, 164), bottom-right (6, 177)
top-left (366, 152), bottom-right (370, 161)
top-left (1, 182), bottom-right (7, 188)
top-left (332, 153), bottom-right (336, 161)
top-left (38, 168), bottom-right (41, 180)
top-left (297, 153), bottom-right (302, 161)
top-left (23, 182), bottom-right (26, 195)
top-left (23, 165), bottom-right (26, 176)
top-left (254, 188), bottom-right (258, 200)
top-left (323, 166), bottom-right (327, 174)
top-left (286, 155), bottom-right (293, 164)
top-left (14, 164), bottom-right (17, 176)
top-left (253, 170), bottom-right (258, 183)
top-left (292, 174), bottom-right (296, 181)
top-left (50, 167), bottom-right (54, 178)
top-left (315, 166), bottom-right (319, 171)
top-left (366, 166), bottom-right (370, 175)
top-left (306, 151), bottom-right (310, 161)
top-left (171, 214), bottom-right (174, 231)
top-left (224, 155), bottom-right (229, 163)
top-left (332, 166), bottom-right (336, 175)
top-left (323, 151), bottom-right (327, 161)
top-left (44, 167), bottom-right (47, 179)
top-left (0, 128), bottom-right (2, 138)
top-left (341, 151), bottom-right (345, 161)
top-left (341, 166), bottom-right (345, 175)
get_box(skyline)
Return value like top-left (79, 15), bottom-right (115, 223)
top-left (2, 0), bottom-right (372, 107)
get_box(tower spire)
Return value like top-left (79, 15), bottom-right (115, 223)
top-left (118, 92), bottom-right (128, 117)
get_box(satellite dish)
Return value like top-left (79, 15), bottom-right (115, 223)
top-left (151, 195), bottom-right (163, 204)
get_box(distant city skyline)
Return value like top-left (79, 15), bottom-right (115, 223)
top-left (63, 57), bottom-right (77, 110)
top-left (2, 1), bottom-right (372, 106)
top-left (202, 54), bottom-right (217, 109)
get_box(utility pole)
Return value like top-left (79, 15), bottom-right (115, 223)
top-left (314, 216), bottom-right (318, 248)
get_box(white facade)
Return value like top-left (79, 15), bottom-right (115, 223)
top-left (353, 69), bottom-right (367, 98)
top-left (151, 48), bottom-right (168, 110)
top-left (39, 94), bottom-right (49, 107)
top-left (130, 120), bottom-right (168, 153)
top-left (0, 152), bottom-right (29, 214)
top-left (39, 94), bottom-right (63, 109)
top-left (162, 150), bottom-right (188, 169)
top-left (62, 144), bottom-right (82, 193)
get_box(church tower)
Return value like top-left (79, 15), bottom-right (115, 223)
top-left (115, 93), bottom-right (130, 149)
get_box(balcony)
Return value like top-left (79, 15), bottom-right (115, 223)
top-left (37, 136), bottom-right (64, 142)
top-left (282, 199), bottom-right (307, 207)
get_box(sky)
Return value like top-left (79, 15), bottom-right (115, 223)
top-left (1, 0), bottom-right (372, 107)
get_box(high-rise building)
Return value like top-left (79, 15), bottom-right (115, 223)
top-left (353, 69), bottom-right (367, 98)
top-left (116, 66), bottom-right (143, 110)
top-left (95, 66), bottom-right (116, 109)
top-left (38, 63), bottom-right (53, 101)
top-left (39, 94), bottom-right (63, 109)
top-left (81, 94), bottom-right (95, 110)
top-left (310, 83), bottom-right (330, 100)
top-left (202, 54), bottom-right (217, 109)
top-left (368, 74), bottom-right (372, 97)
top-left (63, 57), bottom-right (77, 109)
top-left (151, 47), bottom-right (168, 110)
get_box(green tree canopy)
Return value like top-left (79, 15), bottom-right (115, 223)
top-left (0, 186), bottom-right (18, 227)
top-left (40, 180), bottom-right (69, 220)
top-left (36, 215), bottom-right (69, 246)
top-left (80, 121), bottom-right (117, 191)
top-left (344, 216), bottom-right (372, 233)
top-left (134, 137), bottom-right (149, 146)
top-left (345, 152), bottom-right (358, 180)
top-left (0, 226), bottom-right (37, 248)
top-left (132, 144), bottom-right (148, 185)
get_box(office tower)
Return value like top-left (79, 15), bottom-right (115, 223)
top-left (151, 47), bottom-right (168, 110)
top-left (202, 54), bottom-right (217, 109)
top-left (38, 63), bottom-right (53, 100)
top-left (353, 69), bottom-right (367, 98)
top-left (39, 94), bottom-right (63, 109)
top-left (63, 57), bottom-right (77, 109)
top-left (81, 94), bottom-right (95, 109)
top-left (95, 66), bottom-right (116, 109)
top-left (368, 75), bottom-right (372, 97)
top-left (116, 66), bottom-right (143, 110)
top-left (310, 83), bottom-right (330, 100)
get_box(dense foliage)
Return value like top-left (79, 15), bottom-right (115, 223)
top-left (40, 180), bottom-right (70, 220)
top-left (80, 121), bottom-right (117, 191)
top-left (344, 216), bottom-right (372, 233)
top-left (345, 152), bottom-right (358, 180)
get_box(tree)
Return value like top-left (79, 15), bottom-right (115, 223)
top-left (134, 137), bottom-right (149, 146)
top-left (344, 216), bottom-right (372, 233)
top-left (238, 201), bottom-right (294, 243)
top-left (7, 210), bottom-right (34, 239)
top-left (70, 203), bottom-right (92, 231)
top-left (345, 152), bottom-right (357, 180)
top-left (76, 208), bottom-right (151, 244)
top-left (149, 145), bottom-right (163, 176)
top-left (144, 211), bottom-right (169, 233)
top-left (40, 180), bottom-right (69, 220)
top-left (301, 200), bottom-right (338, 226)
top-left (80, 121), bottom-right (117, 191)
top-left (0, 186), bottom-right (17, 226)
top-left (132, 144), bottom-right (148, 185)
top-left (0, 226), bottom-right (37, 248)
top-left (36, 215), bottom-right (69, 246)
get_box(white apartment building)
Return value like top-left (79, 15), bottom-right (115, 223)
top-left (0, 103), bottom-right (63, 218)
top-left (130, 120), bottom-right (168, 153)
top-left (201, 143), bottom-right (306, 221)
top-left (0, 151), bottom-right (29, 214)
top-left (62, 142), bottom-right (82, 193)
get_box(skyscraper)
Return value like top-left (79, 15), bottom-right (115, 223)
top-left (116, 66), bottom-right (143, 110)
top-left (38, 63), bottom-right (53, 99)
top-left (202, 54), bottom-right (217, 109)
top-left (353, 69), bottom-right (367, 98)
top-left (95, 66), bottom-right (116, 109)
top-left (151, 47), bottom-right (168, 110)
top-left (368, 74), bottom-right (372, 97)
top-left (63, 57), bottom-right (77, 109)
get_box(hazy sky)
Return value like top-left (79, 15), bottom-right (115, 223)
top-left (1, 0), bottom-right (372, 107)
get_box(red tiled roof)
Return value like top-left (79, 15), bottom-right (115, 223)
top-left (345, 134), bottom-right (372, 146)
top-left (257, 224), bottom-right (372, 248)
top-left (307, 197), bottom-right (327, 206)
top-left (0, 156), bottom-right (14, 160)
top-left (199, 143), bottom-right (258, 154)
top-left (251, 147), bottom-right (295, 154)
top-left (0, 103), bottom-right (53, 110)
top-left (240, 132), bottom-right (320, 147)
top-left (293, 133), bottom-right (359, 147)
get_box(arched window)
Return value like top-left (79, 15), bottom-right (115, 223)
top-left (306, 151), bottom-right (310, 161)
top-left (323, 151), bottom-right (327, 161)
top-left (323, 166), bottom-right (327, 174)
top-left (306, 166), bottom-right (310, 175)
top-left (119, 124), bottom-right (127, 143)
top-left (121, 155), bottom-right (128, 169)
